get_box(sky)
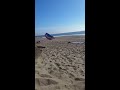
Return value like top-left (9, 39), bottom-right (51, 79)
top-left (35, 0), bottom-right (85, 35)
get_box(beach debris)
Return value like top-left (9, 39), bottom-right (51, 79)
top-left (37, 46), bottom-right (45, 48)
top-left (36, 41), bottom-right (40, 43)
top-left (45, 33), bottom-right (55, 40)
top-left (74, 78), bottom-right (84, 81)
top-left (40, 74), bottom-right (52, 78)
top-left (68, 41), bottom-right (71, 43)
top-left (35, 78), bottom-right (58, 86)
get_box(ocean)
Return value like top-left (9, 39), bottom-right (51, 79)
top-left (36, 31), bottom-right (85, 37)
top-left (53, 34), bottom-right (85, 37)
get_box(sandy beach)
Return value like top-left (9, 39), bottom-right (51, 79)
top-left (35, 36), bottom-right (85, 90)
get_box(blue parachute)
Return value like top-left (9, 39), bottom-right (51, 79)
top-left (45, 33), bottom-right (54, 40)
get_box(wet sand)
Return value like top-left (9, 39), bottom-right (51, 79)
top-left (35, 36), bottom-right (85, 90)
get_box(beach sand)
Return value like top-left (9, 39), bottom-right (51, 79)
top-left (35, 36), bottom-right (85, 90)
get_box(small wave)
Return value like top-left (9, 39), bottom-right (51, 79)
top-left (53, 34), bottom-right (85, 37)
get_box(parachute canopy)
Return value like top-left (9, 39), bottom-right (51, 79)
top-left (45, 33), bottom-right (54, 40)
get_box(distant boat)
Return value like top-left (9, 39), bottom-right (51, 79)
top-left (45, 33), bottom-right (54, 40)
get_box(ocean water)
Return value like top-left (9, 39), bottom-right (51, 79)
top-left (53, 34), bottom-right (85, 37)
top-left (38, 31), bottom-right (85, 37)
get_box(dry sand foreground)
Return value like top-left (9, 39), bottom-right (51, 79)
top-left (35, 36), bottom-right (85, 90)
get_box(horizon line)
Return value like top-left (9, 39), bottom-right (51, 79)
top-left (35, 30), bottom-right (85, 36)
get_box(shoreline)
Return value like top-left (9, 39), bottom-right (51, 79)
top-left (35, 34), bottom-right (85, 38)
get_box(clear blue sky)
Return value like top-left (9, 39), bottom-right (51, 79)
top-left (35, 0), bottom-right (85, 35)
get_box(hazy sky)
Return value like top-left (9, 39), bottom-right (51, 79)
top-left (35, 0), bottom-right (85, 35)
